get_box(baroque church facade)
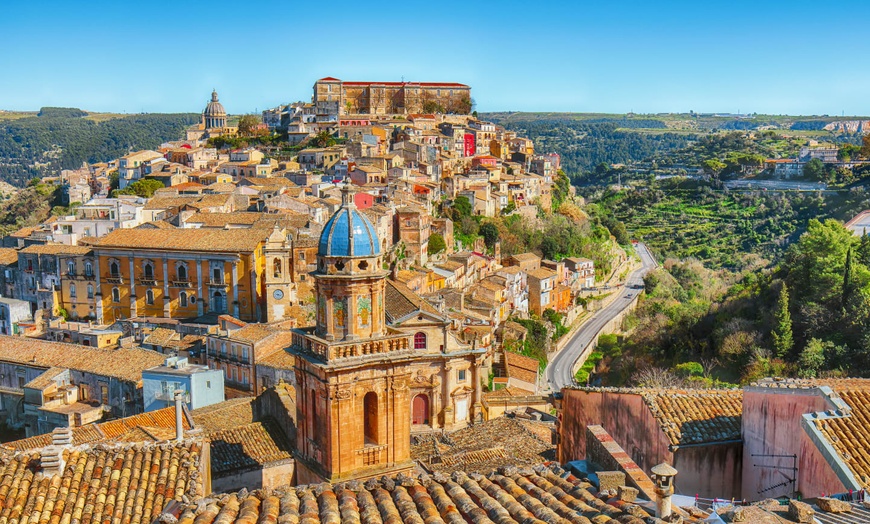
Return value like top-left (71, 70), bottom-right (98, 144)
top-left (290, 182), bottom-right (485, 484)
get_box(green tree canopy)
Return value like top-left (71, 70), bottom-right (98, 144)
top-left (112, 178), bottom-right (164, 198)
top-left (453, 196), bottom-right (472, 218)
top-left (479, 222), bottom-right (500, 249)
top-left (427, 233), bottom-right (446, 255)
top-left (803, 158), bottom-right (827, 181)
top-left (237, 114), bottom-right (262, 136)
top-left (772, 282), bottom-right (794, 358)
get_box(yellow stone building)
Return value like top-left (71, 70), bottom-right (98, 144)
top-left (91, 228), bottom-right (276, 323)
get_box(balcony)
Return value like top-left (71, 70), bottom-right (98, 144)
top-left (154, 390), bottom-right (189, 402)
top-left (170, 276), bottom-right (191, 288)
top-left (294, 330), bottom-right (411, 360)
top-left (208, 278), bottom-right (226, 287)
top-left (356, 445), bottom-right (386, 466)
top-left (136, 275), bottom-right (157, 286)
top-left (105, 275), bottom-right (123, 285)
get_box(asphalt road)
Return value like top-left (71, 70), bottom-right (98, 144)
top-left (545, 243), bottom-right (658, 392)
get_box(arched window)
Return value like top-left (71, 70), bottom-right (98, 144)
top-left (146, 289), bottom-right (154, 305)
top-left (110, 261), bottom-right (119, 277)
top-left (84, 261), bottom-right (93, 277)
top-left (177, 263), bottom-right (187, 281)
top-left (112, 287), bottom-right (120, 303)
top-left (363, 392), bottom-right (378, 445)
top-left (179, 292), bottom-right (188, 307)
top-left (67, 260), bottom-right (75, 275)
top-left (273, 258), bottom-right (282, 278)
top-left (69, 283), bottom-right (76, 299)
top-left (143, 261), bottom-right (154, 279)
top-left (87, 284), bottom-right (94, 299)
top-left (414, 332), bottom-right (427, 350)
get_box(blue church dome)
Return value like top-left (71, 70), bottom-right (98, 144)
top-left (318, 206), bottom-right (381, 257)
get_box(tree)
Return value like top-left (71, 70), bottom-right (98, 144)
top-left (803, 158), bottom-right (826, 181)
top-left (797, 338), bottom-right (827, 378)
top-left (771, 282), bottom-right (794, 358)
top-left (237, 114), bottom-right (262, 136)
top-left (702, 159), bottom-right (727, 176)
top-left (541, 236), bottom-right (560, 260)
top-left (112, 178), bottom-right (164, 198)
top-left (859, 229), bottom-right (870, 267)
top-left (843, 246), bottom-right (855, 310)
top-left (861, 135), bottom-right (870, 159)
top-left (310, 130), bottom-right (335, 148)
top-left (453, 196), bottom-right (472, 218)
top-left (631, 366), bottom-right (683, 388)
top-left (479, 223), bottom-right (500, 249)
top-left (427, 233), bottom-right (446, 255)
top-left (674, 362), bottom-right (704, 378)
top-left (459, 216), bottom-right (479, 237)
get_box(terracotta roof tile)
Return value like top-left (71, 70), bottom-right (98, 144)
top-left (384, 279), bottom-right (442, 322)
top-left (190, 397), bottom-right (255, 434)
top-left (95, 228), bottom-right (268, 253)
top-left (644, 389), bottom-right (743, 445)
top-left (814, 387), bottom-right (870, 489)
top-left (0, 440), bottom-right (204, 524)
top-left (19, 243), bottom-right (92, 255)
top-left (0, 248), bottom-right (18, 265)
top-left (0, 336), bottom-right (165, 382)
top-left (4, 406), bottom-right (193, 451)
top-left (208, 419), bottom-right (293, 476)
top-left (174, 463), bottom-right (654, 523)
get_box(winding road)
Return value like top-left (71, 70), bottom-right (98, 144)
top-left (545, 243), bottom-right (658, 392)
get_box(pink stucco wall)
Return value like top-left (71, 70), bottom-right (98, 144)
top-left (560, 389), bottom-right (741, 498)
top-left (742, 387), bottom-right (843, 500)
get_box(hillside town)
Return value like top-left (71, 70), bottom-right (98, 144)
top-left (0, 79), bottom-right (869, 524)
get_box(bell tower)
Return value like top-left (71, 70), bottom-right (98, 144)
top-left (291, 180), bottom-right (414, 484)
top-left (264, 226), bottom-right (296, 322)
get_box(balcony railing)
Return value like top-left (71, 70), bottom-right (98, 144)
top-left (105, 275), bottom-right (123, 284)
top-left (208, 278), bottom-right (225, 286)
top-left (294, 330), bottom-right (410, 360)
top-left (170, 276), bottom-right (191, 288)
top-left (136, 275), bottom-right (157, 286)
top-left (356, 445), bottom-right (386, 466)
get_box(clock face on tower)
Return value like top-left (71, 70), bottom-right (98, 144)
top-left (273, 289), bottom-right (284, 300)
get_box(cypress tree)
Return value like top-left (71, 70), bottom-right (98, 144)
top-left (858, 228), bottom-right (870, 267)
top-left (843, 246), bottom-right (855, 310)
top-left (772, 283), bottom-right (794, 358)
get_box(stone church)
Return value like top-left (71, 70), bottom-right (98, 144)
top-left (290, 182), bottom-right (485, 484)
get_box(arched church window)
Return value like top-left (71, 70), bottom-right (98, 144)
top-left (273, 258), bottom-right (282, 278)
top-left (414, 332), bottom-right (427, 350)
top-left (364, 392), bottom-right (379, 445)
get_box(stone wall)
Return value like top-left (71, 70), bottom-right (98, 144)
top-left (585, 425), bottom-right (657, 500)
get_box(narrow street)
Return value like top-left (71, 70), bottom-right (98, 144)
top-left (545, 243), bottom-right (658, 392)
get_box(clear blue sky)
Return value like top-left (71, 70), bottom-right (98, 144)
top-left (2, 0), bottom-right (869, 116)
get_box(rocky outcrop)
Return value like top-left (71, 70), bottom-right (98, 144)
top-left (817, 497), bottom-right (852, 513)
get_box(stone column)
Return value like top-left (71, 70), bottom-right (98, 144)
top-left (162, 258), bottom-right (170, 317)
top-left (127, 256), bottom-right (137, 318)
top-left (94, 257), bottom-right (103, 323)
top-left (472, 358), bottom-right (483, 423)
top-left (232, 260), bottom-right (240, 319)
top-left (196, 259), bottom-right (204, 316)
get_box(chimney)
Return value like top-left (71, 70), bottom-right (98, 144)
top-left (42, 427), bottom-right (73, 475)
top-left (174, 389), bottom-right (185, 442)
top-left (651, 462), bottom-right (678, 519)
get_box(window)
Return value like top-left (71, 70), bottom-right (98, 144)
top-left (100, 385), bottom-right (109, 405)
top-left (221, 342), bottom-right (227, 356)
top-left (18, 376), bottom-right (25, 389)
top-left (242, 372), bottom-right (249, 385)
top-left (143, 261), bottom-right (154, 279)
top-left (87, 285), bottom-right (94, 299)
top-left (26, 259), bottom-right (33, 272)
top-left (212, 267), bottom-right (222, 283)
top-left (242, 347), bottom-right (249, 361)
top-left (84, 261), bottom-right (93, 277)
top-left (146, 289), bottom-right (154, 305)
top-left (414, 332), bottom-right (427, 350)
top-left (177, 264), bottom-right (187, 281)
top-left (458, 370), bottom-right (467, 382)
top-left (69, 283), bottom-right (76, 299)
top-left (179, 292), bottom-right (188, 307)
top-left (363, 392), bottom-right (378, 445)
top-left (206, 380), bottom-right (211, 388)
top-left (299, 252), bottom-right (305, 261)
top-left (80, 385), bottom-right (89, 401)
top-left (110, 261), bottom-right (119, 277)
top-left (112, 287), bottom-right (120, 303)
top-left (67, 260), bottom-right (75, 275)
top-left (273, 258), bottom-right (282, 278)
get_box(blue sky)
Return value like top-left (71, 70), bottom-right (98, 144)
top-left (2, 0), bottom-right (869, 115)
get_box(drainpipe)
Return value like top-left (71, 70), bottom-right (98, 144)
top-left (174, 389), bottom-right (184, 442)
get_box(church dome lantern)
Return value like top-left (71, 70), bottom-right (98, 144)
top-left (202, 89), bottom-right (227, 130)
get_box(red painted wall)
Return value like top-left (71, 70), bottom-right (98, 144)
top-left (742, 387), bottom-right (845, 500)
top-left (463, 134), bottom-right (476, 157)
top-left (354, 192), bottom-right (373, 209)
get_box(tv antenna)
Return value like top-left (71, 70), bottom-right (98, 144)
top-left (752, 453), bottom-right (798, 498)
